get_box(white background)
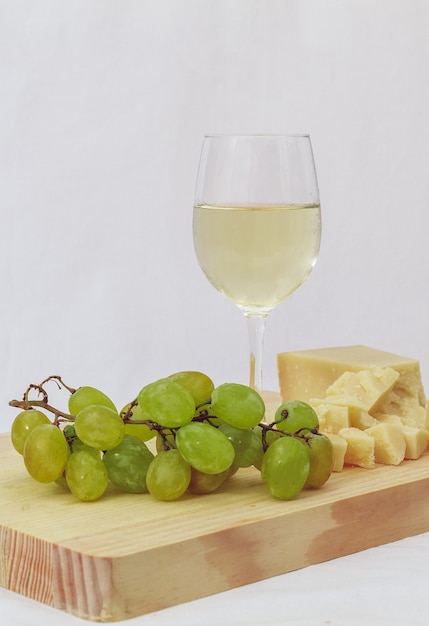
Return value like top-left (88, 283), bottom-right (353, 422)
top-left (1, 0), bottom-right (429, 430)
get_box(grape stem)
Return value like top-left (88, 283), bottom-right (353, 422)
top-left (258, 421), bottom-right (292, 452)
top-left (37, 375), bottom-right (76, 394)
top-left (9, 375), bottom-right (78, 425)
top-left (8, 398), bottom-right (74, 425)
top-left (192, 409), bottom-right (220, 427)
top-left (294, 427), bottom-right (320, 443)
top-left (120, 398), bottom-right (138, 420)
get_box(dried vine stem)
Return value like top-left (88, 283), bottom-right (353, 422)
top-left (9, 374), bottom-right (77, 425)
top-left (8, 398), bottom-right (75, 425)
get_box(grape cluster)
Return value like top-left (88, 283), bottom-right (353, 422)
top-left (9, 372), bottom-right (334, 502)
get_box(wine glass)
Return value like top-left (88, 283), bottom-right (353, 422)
top-left (193, 134), bottom-right (321, 396)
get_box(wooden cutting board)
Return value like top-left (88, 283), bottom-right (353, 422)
top-left (2, 421), bottom-right (429, 623)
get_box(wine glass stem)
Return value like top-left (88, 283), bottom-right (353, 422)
top-left (246, 314), bottom-right (267, 395)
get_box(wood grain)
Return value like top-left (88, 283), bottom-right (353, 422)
top-left (1, 428), bottom-right (429, 622)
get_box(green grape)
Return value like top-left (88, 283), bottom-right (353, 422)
top-left (55, 472), bottom-right (69, 490)
top-left (137, 379), bottom-right (195, 428)
top-left (252, 454), bottom-right (264, 472)
top-left (68, 385), bottom-right (117, 415)
top-left (11, 409), bottom-right (51, 454)
top-left (66, 450), bottom-right (109, 501)
top-left (302, 432), bottom-right (334, 489)
top-left (120, 402), bottom-right (156, 442)
top-left (274, 400), bottom-right (319, 434)
top-left (188, 467), bottom-right (230, 494)
top-left (71, 439), bottom-right (101, 458)
top-left (62, 424), bottom-right (98, 456)
top-left (218, 423), bottom-right (263, 467)
top-left (261, 435), bottom-right (310, 500)
top-left (211, 383), bottom-right (265, 429)
top-left (146, 449), bottom-right (191, 501)
top-left (23, 423), bottom-right (69, 483)
top-left (166, 371), bottom-right (215, 407)
top-left (63, 423), bottom-right (77, 440)
top-left (124, 421), bottom-right (156, 442)
top-left (175, 421), bottom-right (235, 474)
top-left (228, 464), bottom-right (239, 477)
top-left (103, 434), bottom-right (154, 493)
top-left (74, 405), bottom-right (125, 450)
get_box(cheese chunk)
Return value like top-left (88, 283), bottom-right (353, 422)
top-left (348, 407), bottom-right (378, 430)
top-left (401, 426), bottom-right (429, 460)
top-left (375, 413), bottom-right (402, 425)
top-left (398, 405), bottom-right (428, 429)
top-left (325, 433), bottom-right (348, 472)
top-left (338, 427), bottom-right (375, 469)
top-left (310, 403), bottom-right (350, 434)
top-left (325, 368), bottom-right (399, 413)
top-left (311, 394), bottom-right (367, 413)
top-left (311, 401), bottom-right (377, 433)
top-left (277, 345), bottom-right (426, 419)
top-left (365, 423), bottom-right (406, 465)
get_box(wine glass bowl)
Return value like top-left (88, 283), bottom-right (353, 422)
top-left (193, 134), bottom-right (321, 393)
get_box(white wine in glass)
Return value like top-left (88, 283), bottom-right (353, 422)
top-left (193, 134), bottom-right (321, 395)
